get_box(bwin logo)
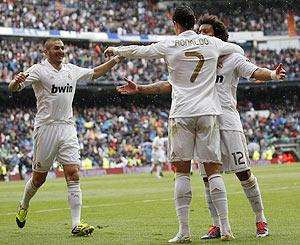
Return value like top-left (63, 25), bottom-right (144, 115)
top-left (51, 83), bottom-right (73, 93)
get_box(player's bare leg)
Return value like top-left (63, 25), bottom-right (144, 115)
top-left (236, 170), bottom-right (268, 238)
top-left (203, 162), bottom-right (234, 241)
top-left (64, 164), bottom-right (94, 236)
top-left (16, 171), bottom-right (47, 228)
top-left (168, 161), bottom-right (192, 243)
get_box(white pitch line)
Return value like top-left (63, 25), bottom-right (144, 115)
top-left (2, 185), bottom-right (299, 216)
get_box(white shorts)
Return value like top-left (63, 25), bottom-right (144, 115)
top-left (32, 123), bottom-right (80, 172)
top-left (167, 116), bottom-right (221, 164)
top-left (200, 130), bottom-right (251, 176)
top-left (152, 152), bottom-right (166, 164)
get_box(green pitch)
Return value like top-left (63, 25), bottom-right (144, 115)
top-left (1, 164), bottom-right (300, 245)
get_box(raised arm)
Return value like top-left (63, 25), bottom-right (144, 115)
top-left (8, 72), bottom-right (28, 92)
top-left (104, 41), bottom-right (167, 60)
top-left (251, 63), bottom-right (286, 81)
top-left (116, 77), bottom-right (172, 95)
top-left (92, 56), bottom-right (123, 80)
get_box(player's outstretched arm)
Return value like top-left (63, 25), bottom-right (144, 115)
top-left (104, 41), bottom-right (167, 60)
top-left (92, 56), bottom-right (123, 80)
top-left (8, 72), bottom-right (28, 92)
top-left (116, 77), bottom-right (172, 95)
top-left (251, 63), bottom-right (286, 81)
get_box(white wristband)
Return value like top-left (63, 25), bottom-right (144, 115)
top-left (270, 70), bottom-right (277, 80)
top-left (113, 56), bottom-right (121, 63)
top-left (17, 82), bottom-right (25, 91)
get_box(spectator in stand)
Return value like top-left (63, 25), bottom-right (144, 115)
top-left (0, 103), bottom-right (299, 174)
top-left (0, 38), bottom-right (299, 85)
top-left (0, 1), bottom-right (298, 35)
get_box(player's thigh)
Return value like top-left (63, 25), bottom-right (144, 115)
top-left (33, 125), bottom-right (59, 172)
top-left (194, 115), bottom-right (221, 164)
top-left (57, 124), bottom-right (81, 167)
top-left (167, 117), bottom-right (195, 162)
top-left (220, 130), bottom-right (251, 173)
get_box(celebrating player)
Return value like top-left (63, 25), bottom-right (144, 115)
top-left (105, 5), bottom-right (244, 242)
top-left (8, 38), bottom-right (122, 236)
top-left (116, 15), bottom-right (286, 240)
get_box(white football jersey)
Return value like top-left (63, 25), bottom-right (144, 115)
top-left (115, 31), bottom-right (244, 118)
top-left (152, 136), bottom-right (166, 156)
top-left (216, 53), bottom-right (258, 132)
top-left (19, 59), bottom-right (93, 127)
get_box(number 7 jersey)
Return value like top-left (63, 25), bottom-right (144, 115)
top-left (113, 30), bottom-right (244, 118)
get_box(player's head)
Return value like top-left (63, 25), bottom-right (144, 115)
top-left (157, 128), bottom-right (163, 137)
top-left (198, 15), bottom-right (229, 42)
top-left (172, 4), bottom-right (196, 35)
top-left (44, 38), bottom-right (65, 64)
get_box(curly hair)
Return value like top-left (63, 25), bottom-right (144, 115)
top-left (198, 15), bottom-right (229, 42)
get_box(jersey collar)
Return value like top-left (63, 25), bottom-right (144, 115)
top-left (44, 59), bottom-right (67, 72)
top-left (178, 30), bottom-right (197, 37)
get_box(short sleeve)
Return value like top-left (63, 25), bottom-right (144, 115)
top-left (18, 64), bottom-right (40, 91)
top-left (70, 64), bottom-right (94, 83)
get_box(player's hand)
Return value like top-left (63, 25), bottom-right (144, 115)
top-left (104, 47), bottom-right (116, 57)
top-left (275, 63), bottom-right (286, 80)
top-left (14, 72), bottom-right (28, 84)
top-left (116, 77), bottom-right (139, 95)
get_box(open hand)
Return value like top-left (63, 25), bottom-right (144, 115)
top-left (116, 77), bottom-right (138, 95)
top-left (275, 63), bottom-right (286, 80)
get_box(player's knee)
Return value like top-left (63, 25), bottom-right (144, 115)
top-left (236, 169), bottom-right (251, 181)
top-left (240, 173), bottom-right (257, 189)
top-left (64, 165), bottom-right (80, 182)
top-left (32, 176), bottom-right (46, 188)
top-left (203, 163), bottom-right (221, 177)
top-left (32, 172), bottom-right (47, 187)
top-left (173, 161), bottom-right (191, 173)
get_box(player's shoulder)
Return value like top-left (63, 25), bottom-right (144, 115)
top-left (25, 63), bottom-right (42, 74)
top-left (226, 53), bottom-right (248, 65)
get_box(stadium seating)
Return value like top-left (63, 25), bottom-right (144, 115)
top-left (1, 105), bottom-right (299, 174)
top-left (0, 38), bottom-right (299, 84)
top-left (0, 0), bottom-right (299, 35)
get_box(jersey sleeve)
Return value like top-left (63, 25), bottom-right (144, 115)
top-left (71, 65), bottom-right (94, 83)
top-left (115, 40), bottom-right (168, 59)
top-left (18, 64), bottom-right (40, 91)
top-left (234, 54), bottom-right (258, 80)
top-left (212, 37), bottom-right (244, 56)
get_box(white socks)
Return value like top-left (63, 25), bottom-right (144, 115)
top-left (67, 180), bottom-right (82, 227)
top-left (241, 174), bottom-right (267, 222)
top-left (174, 172), bottom-right (192, 236)
top-left (20, 178), bottom-right (38, 209)
top-left (208, 174), bottom-right (231, 235)
top-left (204, 181), bottom-right (220, 227)
top-left (156, 165), bottom-right (162, 178)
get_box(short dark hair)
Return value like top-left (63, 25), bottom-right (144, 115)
top-left (198, 15), bottom-right (229, 42)
top-left (172, 5), bottom-right (196, 30)
top-left (44, 38), bottom-right (63, 50)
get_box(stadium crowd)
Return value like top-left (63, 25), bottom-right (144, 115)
top-left (0, 0), bottom-right (299, 35)
top-left (0, 38), bottom-right (299, 84)
top-left (0, 104), bottom-right (299, 178)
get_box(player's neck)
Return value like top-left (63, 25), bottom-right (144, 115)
top-left (48, 59), bottom-right (62, 71)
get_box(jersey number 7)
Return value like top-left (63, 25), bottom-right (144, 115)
top-left (185, 51), bottom-right (204, 83)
